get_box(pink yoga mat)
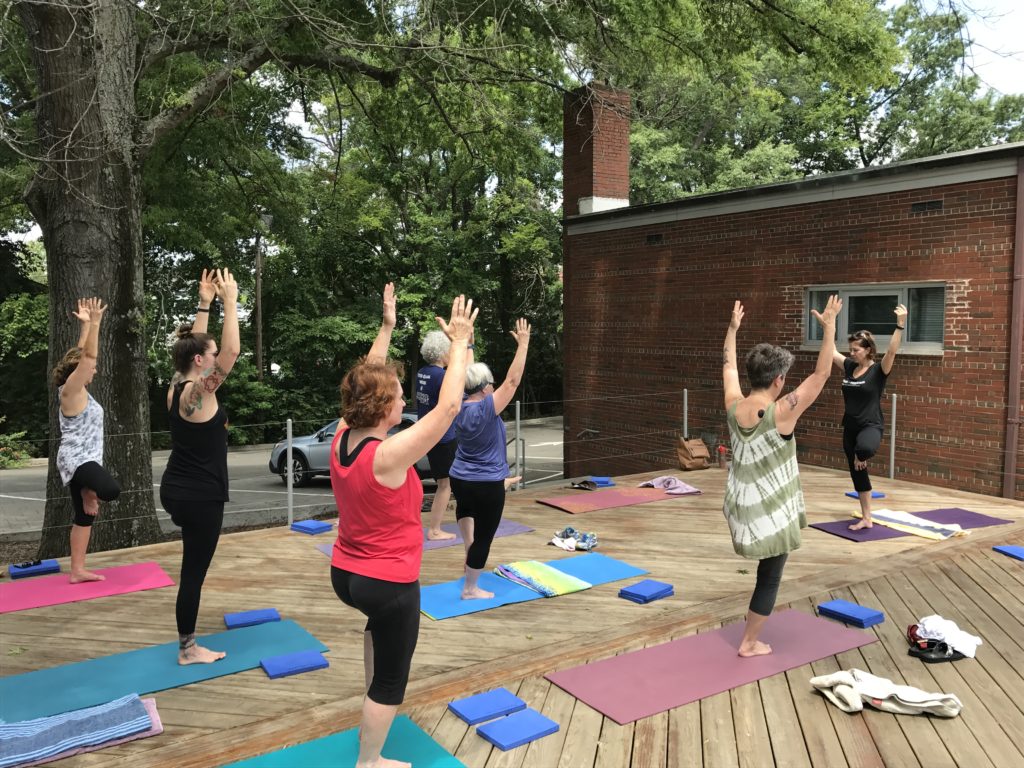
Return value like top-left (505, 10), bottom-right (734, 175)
top-left (0, 562), bottom-right (174, 614)
top-left (536, 487), bottom-right (682, 514)
top-left (545, 609), bottom-right (876, 724)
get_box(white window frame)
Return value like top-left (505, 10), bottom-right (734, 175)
top-left (802, 282), bottom-right (945, 356)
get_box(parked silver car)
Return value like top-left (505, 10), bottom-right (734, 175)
top-left (269, 414), bottom-right (433, 487)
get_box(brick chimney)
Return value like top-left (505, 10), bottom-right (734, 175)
top-left (562, 84), bottom-right (630, 217)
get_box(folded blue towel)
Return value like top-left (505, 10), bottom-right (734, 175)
top-left (817, 599), bottom-right (884, 628)
top-left (476, 708), bottom-right (559, 751)
top-left (448, 688), bottom-right (526, 725)
top-left (224, 608), bottom-right (281, 629)
top-left (0, 694), bottom-right (151, 768)
top-left (9, 560), bottom-right (60, 579)
top-left (260, 649), bottom-right (329, 679)
top-left (290, 520), bottom-right (332, 535)
top-left (993, 545), bottom-right (1024, 562)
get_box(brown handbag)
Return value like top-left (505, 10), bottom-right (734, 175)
top-left (677, 436), bottom-right (711, 470)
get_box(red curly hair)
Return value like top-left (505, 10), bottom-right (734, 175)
top-left (340, 359), bottom-right (405, 428)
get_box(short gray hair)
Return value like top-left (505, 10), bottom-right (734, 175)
top-left (465, 362), bottom-right (494, 393)
top-left (420, 330), bottom-right (451, 365)
top-left (745, 343), bottom-right (794, 389)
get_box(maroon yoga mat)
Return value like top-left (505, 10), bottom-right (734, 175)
top-left (545, 609), bottom-right (876, 724)
top-left (536, 487), bottom-right (682, 515)
top-left (810, 507), bottom-right (1014, 542)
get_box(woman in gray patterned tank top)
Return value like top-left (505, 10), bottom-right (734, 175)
top-left (722, 295), bottom-right (841, 657)
top-left (53, 298), bottom-right (121, 583)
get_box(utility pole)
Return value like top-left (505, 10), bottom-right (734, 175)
top-left (254, 213), bottom-right (273, 380)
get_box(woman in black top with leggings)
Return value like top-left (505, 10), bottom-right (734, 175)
top-left (833, 303), bottom-right (907, 530)
top-left (160, 269), bottom-right (239, 664)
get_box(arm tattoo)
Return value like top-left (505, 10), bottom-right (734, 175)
top-left (723, 348), bottom-right (730, 366)
top-left (784, 392), bottom-right (799, 409)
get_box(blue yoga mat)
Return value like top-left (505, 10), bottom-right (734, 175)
top-left (421, 553), bottom-right (648, 620)
top-left (224, 715), bottom-right (466, 767)
top-left (0, 620), bottom-right (327, 723)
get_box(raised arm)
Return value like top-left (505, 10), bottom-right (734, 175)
top-left (63, 298), bottom-right (105, 410)
top-left (191, 269), bottom-right (217, 335)
top-left (880, 303), bottom-right (907, 375)
top-left (181, 269), bottom-right (239, 414)
top-left (831, 348), bottom-right (846, 372)
top-left (374, 296), bottom-right (478, 487)
top-left (365, 282), bottom-right (396, 366)
top-left (723, 300), bottom-right (744, 410)
top-left (492, 318), bottom-right (531, 414)
top-left (775, 295), bottom-right (842, 433)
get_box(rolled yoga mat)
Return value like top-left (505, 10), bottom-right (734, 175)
top-left (810, 507), bottom-right (1014, 542)
top-left (0, 562), bottom-right (175, 615)
top-left (545, 609), bottom-right (876, 724)
top-left (0, 620), bottom-right (327, 723)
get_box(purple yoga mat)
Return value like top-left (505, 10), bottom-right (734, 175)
top-left (545, 609), bottom-right (875, 724)
top-left (810, 507), bottom-right (1014, 543)
top-left (315, 518), bottom-right (534, 557)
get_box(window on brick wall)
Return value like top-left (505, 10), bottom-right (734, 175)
top-left (805, 283), bottom-right (945, 354)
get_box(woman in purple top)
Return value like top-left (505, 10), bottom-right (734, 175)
top-left (449, 318), bottom-right (531, 599)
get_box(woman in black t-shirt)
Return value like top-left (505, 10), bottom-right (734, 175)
top-left (833, 304), bottom-right (907, 530)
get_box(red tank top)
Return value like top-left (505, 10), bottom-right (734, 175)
top-left (330, 428), bottom-right (424, 583)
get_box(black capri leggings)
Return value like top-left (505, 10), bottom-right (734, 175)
top-left (749, 553), bottom-right (788, 616)
top-left (331, 567), bottom-right (420, 706)
top-left (161, 493), bottom-right (224, 636)
top-left (69, 461), bottom-right (121, 527)
top-left (843, 423), bottom-right (882, 493)
top-left (449, 478), bottom-right (506, 570)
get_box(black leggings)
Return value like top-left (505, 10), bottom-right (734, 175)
top-left (162, 494), bottom-right (224, 636)
top-left (450, 478), bottom-right (506, 570)
top-left (69, 462), bottom-right (121, 527)
top-left (749, 553), bottom-right (788, 616)
top-left (843, 423), bottom-right (882, 493)
top-left (331, 567), bottom-right (420, 706)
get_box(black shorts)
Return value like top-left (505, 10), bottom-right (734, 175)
top-left (426, 439), bottom-right (457, 481)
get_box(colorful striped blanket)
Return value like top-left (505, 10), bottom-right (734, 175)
top-left (855, 509), bottom-right (967, 541)
top-left (494, 561), bottom-right (591, 597)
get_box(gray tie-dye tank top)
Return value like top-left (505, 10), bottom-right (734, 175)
top-left (56, 387), bottom-right (105, 486)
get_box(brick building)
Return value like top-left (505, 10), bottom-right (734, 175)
top-left (561, 84), bottom-right (1024, 500)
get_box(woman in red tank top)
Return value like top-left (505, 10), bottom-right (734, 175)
top-left (329, 284), bottom-right (476, 768)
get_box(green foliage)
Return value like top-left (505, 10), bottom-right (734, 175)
top-left (0, 417), bottom-right (30, 469)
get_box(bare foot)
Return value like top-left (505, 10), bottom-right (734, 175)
top-left (357, 758), bottom-right (411, 768)
top-left (461, 587), bottom-right (494, 600)
top-left (81, 489), bottom-right (99, 517)
top-left (426, 528), bottom-right (456, 541)
top-left (70, 569), bottom-right (105, 583)
top-left (179, 644), bottom-right (226, 665)
top-left (848, 519), bottom-right (873, 531)
top-left (738, 641), bottom-right (773, 657)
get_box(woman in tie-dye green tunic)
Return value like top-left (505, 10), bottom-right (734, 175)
top-left (721, 296), bottom-right (842, 657)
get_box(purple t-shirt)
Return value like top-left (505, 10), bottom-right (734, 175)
top-left (450, 393), bottom-right (508, 482)
top-left (415, 365), bottom-right (456, 444)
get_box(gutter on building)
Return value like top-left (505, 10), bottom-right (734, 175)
top-left (1005, 157), bottom-right (1024, 499)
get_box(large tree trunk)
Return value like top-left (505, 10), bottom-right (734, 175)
top-left (18, 1), bottom-right (162, 556)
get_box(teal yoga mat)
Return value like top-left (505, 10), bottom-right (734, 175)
top-left (0, 620), bottom-right (327, 723)
top-left (224, 715), bottom-right (465, 767)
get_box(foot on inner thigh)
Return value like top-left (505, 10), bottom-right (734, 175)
top-left (179, 644), bottom-right (226, 665)
top-left (81, 488), bottom-right (99, 516)
top-left (426, 528), bottom-right (456, 541)
top-left (461, 586), bottom-right (494, 600)
top-left (738, 640), bottom-right (773, 657)
top-left (848, 519), bottom-right (873, 531)
top-left (70, 569), bottom-right (105, 583)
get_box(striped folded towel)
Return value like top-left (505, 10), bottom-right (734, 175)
top-left (856, 509), bottom-right (967, 541)
top-left (494, 561), bottom-right (591, 597)
top-left (0, 694), bottom-right (152, 768)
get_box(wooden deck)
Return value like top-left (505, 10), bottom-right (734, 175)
top-left (2, 465), bottom-right (1024, 767)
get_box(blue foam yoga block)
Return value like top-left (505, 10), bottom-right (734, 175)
top-left (9, 559), bottom-right (60, 579)
top-left (476, 708), bottom-right (559, 751)
top-left (620, 589), bottom-right (674, 605)
top-left (225, 608), bottom-right (281, 629)
top-left (290, 519), bottom-right (332, 535)
top-left (619, 579), bottom-right (674, 603)
top-left (260, 649), bottom-right (329, 679)
top-left (845, 491), bottom-right (885, 499)
top-left (817, 598), bottom-right (884, 628)
top-left (448, 688), bottom-right (527, 725)
top-left (590, 476), bottom-right (616, 486)
top-left (993, 545), bottom-right (1024, 562)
